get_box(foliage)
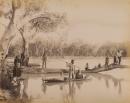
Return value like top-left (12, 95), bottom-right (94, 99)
top-left (8, 40), bottom-right (129, 57)
top-left (0, 0), bottom-right (67, 58)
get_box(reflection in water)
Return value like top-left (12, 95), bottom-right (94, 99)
top-left (87, 73), bottom-right (123, 94)
top-left (60, 81), bottom-right (76, 103)
top-left (64, 73), bottom-right (123, 103)
top-left (75, 80), bottom-right (83, 90)
top-left (0, 72), bottom-right (125, 103)
top-left (41, 73), bottom-right (124, 103)
top-left (42, 83), bottom-right (47, 94)
top-left (68, 81), bottom-right (75, 103)
top-left (65, 80), bottom-right (86, 103)
top-left (0, 70), bottom-right (11, 90)
top-left (9, 78), bottom-right (31, 103)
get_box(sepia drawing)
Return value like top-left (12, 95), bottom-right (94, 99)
top-left (0, 0), bottom-right (130, 103)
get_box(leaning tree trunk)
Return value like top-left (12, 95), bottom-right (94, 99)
top-left (0, 0), bottom-right (16, 59)
top-left (21, 31), bottom-right (26, 55)
top-left (18, 26), bottom-right (30, 66)
top-left (18, 27), bottom-right (27, 65)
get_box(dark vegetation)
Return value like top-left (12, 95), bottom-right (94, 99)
top-left (8, 40), bottom-right (129, 57)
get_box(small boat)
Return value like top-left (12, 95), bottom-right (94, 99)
top-left (42, 76), bottom-right (88, 85)
top-left (84, 64), bottom-right (129, 73)
top-left (43, 78), bottom-right (64, 83)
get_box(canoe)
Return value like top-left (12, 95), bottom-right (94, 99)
top-left (6, 64), bottom-right (129, 75)
top-left (43, 78), bottom-right (65, 83)
top-left (42, 77), bottom-right (88, 85)
top-left (83, 64), bottom-right (129, 73)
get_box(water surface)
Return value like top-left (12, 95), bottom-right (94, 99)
top-left (1, 58), bottom-right (130, 103)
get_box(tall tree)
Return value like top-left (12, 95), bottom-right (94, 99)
top-left (0, 0), bottom-right (67, 60)
top-left (0, 0), bottom-right (21, 57)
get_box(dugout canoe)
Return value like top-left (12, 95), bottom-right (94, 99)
top-left (42, 77), bottom-right (89, 86)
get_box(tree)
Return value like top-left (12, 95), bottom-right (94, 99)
top-left (0, 0), bottom-right (46, 57)
top-left (0, 0), bottom-right (21, 58)
top-left (0, 0), bottom-right (67, 60)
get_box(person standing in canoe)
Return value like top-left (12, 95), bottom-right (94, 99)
top-left (117, 50), bottom-right (122, 65)
top-left (67, 59), bottom-right (76, 79)
top-left (42, 49), bottom-right (47, 71)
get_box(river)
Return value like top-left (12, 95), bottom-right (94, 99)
top-left (0, 57), bottom-right (130, 103)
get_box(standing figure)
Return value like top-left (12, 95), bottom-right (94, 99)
top-left (14, 56), bottom-right (20, 67)
top-left (42, 50), bottom-right (47, 70)
top-left (0, 53), bottom-right (5, 71)
top-left (24, 53), bottom-right (29, 67)
top-left (85, 63), bottom-right (89, 71)
top-left (113, 55), bottom-right (117, 65)
top-left (117, 50), bottom-right (122, 65)
top-left (13, 55), bottom-right (21, 77)
top-left (68, 59), bottom-right (75, 79)
top-left (21, 52), bottom-right (25, 66)
top-left (105, 56), bottom-right (109, 68)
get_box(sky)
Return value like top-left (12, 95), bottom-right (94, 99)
top-left (45, 0), bottom-right (130, 44)
top-left (0, 0), bottom-right (130, 45)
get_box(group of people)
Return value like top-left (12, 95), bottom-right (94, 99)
top-left (14, 49), bottom-right (47, 75)
top-left (105, 50), bottom-right (122, 67)
top-left (66, 50), bottom-right (123, 80)
top-left (13, 52), bottom-right (29, 77)
top-left (0, 49), bottom-right (123, 82)
top-left (66, 59), bottom-right (84, 79)
top-left (14, 53), bottom-right (29, 67)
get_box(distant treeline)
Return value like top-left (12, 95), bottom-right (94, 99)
top-left (8, 40), bottom-right (130, 57)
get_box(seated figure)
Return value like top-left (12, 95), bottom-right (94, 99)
top-left (75, 70), bottom-right (83, 79)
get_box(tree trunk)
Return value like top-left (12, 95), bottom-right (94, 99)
top-left (19, 26), bottom-right (30, 66)
top-left (21, 31), bottom-right (26, 55)
top-left (0, 0), bottom-right (16, 58)
top-left (18, 27), bottom-right (27, 65)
